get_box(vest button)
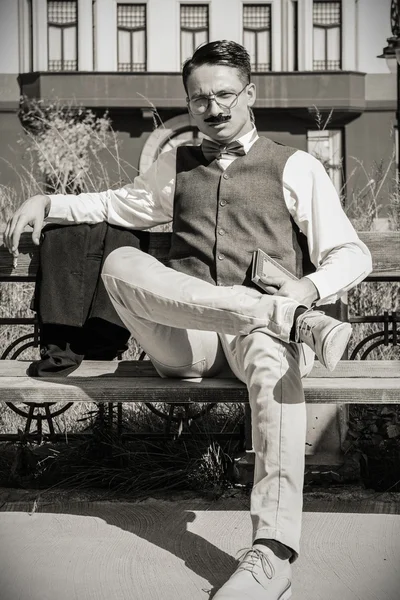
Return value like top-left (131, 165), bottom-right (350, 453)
top-left (218, 253), bottom-right (225, 260)
top-left (218, 228), bottom-right (225, 235)
top-left (220, 200), bottom-right (227, 206)
top-left (223, 173), bottom-right (229, 179)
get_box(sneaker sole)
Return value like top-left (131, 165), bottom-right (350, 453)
top-left (321, 322), bottom-right (352, 371)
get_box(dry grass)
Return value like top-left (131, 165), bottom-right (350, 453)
top-left (0, 395), bottom-right (244, 496)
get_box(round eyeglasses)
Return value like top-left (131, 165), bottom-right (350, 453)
top-left (187, 84), bottom-right (249, 116)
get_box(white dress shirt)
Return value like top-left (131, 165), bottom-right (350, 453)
top-left (48, 128), bottom-right (373, 305)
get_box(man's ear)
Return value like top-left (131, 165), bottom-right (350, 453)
top-left (247, 82), bottom-right (256, 107)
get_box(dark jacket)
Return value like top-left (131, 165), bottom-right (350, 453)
top-left (30, 222), bottom-right (148, 376)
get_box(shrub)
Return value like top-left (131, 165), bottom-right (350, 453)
top-left (17, 96), bottom-right (133, 195)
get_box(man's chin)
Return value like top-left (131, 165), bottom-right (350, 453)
top-left (203, 121), bottom-right (233, 140)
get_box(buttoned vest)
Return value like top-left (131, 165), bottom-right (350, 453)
top-left (167, 136), bottom-right (313, 286)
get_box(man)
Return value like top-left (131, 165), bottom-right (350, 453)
top-left (5, 41), bottom-right (372, 600)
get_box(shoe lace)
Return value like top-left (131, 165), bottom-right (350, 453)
top-left (295, 308), bottom-right (323, 343)
top-left (236, 548), bottom-right (275, 583)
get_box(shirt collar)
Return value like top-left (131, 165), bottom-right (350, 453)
top-left (237, 127), bottom-right (259, 153)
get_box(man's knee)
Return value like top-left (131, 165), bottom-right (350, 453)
top-left (245, 330), bottom-right (286, 353)
top-left (239, 331), bottom-right (300, 370)
top-left (102, 246), bottom-right (145, 282)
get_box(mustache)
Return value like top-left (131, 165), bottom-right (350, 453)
top-left (204, 114), bottom-right (231, 124)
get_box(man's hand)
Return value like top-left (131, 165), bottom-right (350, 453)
top-left (260, 275), bottom-right (319, 307)
top-left (4, 194), bottom-right (51, 259)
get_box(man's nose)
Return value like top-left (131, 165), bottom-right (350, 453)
top-left (207, 96), bottom-right (222, 116)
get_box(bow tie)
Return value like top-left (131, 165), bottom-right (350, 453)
top-left (201, 138), bottom-right (246, 162)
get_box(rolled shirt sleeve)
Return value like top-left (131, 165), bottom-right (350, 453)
top-left (47, 148), bottom-right (177, 230)
top-left (283, 150), bottom-right (373, 305)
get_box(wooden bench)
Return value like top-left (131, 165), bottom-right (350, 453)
top-left (0, 229), bottom-right (399, 442)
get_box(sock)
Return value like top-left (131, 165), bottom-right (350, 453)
top-left (253, 538), bottom-right (293, 561)
top-left (289, 306), bottom-right (308, 341)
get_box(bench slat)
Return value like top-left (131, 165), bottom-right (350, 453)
top-left (1, 376), bottom-right (399, 404)
top-left (0, 360), bottom-right (399, 404)
top-left (1, 359), bottom-right (159, 377)
top-left (0, 230), bottom-right (170, 279)
top-left (1, 230), bottom-right (400, 280)
top-left (309, 361), bottom-right (400, 378)
top-left (1, 359), bottom-right (400, 379)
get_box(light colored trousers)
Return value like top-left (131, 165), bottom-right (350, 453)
top-left (102, 247), bottom-right (314, 561)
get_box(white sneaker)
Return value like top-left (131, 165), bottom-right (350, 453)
top-left (213, 546), bottom-right (292, 600)
top-left (295, 309), bottom-right (352, 371)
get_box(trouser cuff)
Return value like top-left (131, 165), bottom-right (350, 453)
top-left (253, 527), bottom-right (299, 563)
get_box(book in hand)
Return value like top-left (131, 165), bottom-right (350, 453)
top-left (251, 248), bottom-right (298, 294)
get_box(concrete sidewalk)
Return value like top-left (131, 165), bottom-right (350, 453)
top-left (1, 488), bottom-right (399, 600)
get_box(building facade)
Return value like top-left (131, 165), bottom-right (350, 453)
top-left (0, 0), bottom-right (397, 212)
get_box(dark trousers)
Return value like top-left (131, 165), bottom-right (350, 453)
top-left (29, 222), bottom-right (148, 376)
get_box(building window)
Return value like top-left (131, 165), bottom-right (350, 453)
top-left (180, 4), bottom-right (209, 64)
top-left (307, 129), bottom-right (343, 193)
top-left (243, 4), bottom-right (272, 72)
top-left (47, 1), bottom-right (78, 71)
top-left (117, 4), bottom-right (146, 72)
top-left (313, 1), bottom-right (342, 71)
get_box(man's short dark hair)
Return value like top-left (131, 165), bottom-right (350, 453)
top-left (182, 40), bottom-right (251, 93)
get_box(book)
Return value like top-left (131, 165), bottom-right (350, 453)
top-left (251, 248), bottom-right (298, 294)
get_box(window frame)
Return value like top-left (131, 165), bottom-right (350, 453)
top-left (47, 0), bottom-right (79, 72)
top-left (241, 1), bottom-right (281, 71)
top-left (180, 3), bottom-right (210, 66)
top-left (116, 2), bottom-right (147, 72)
top-left (242, 3), bottom-right (273, 72)
top-left (312, 0), bottom-right (342, 71)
